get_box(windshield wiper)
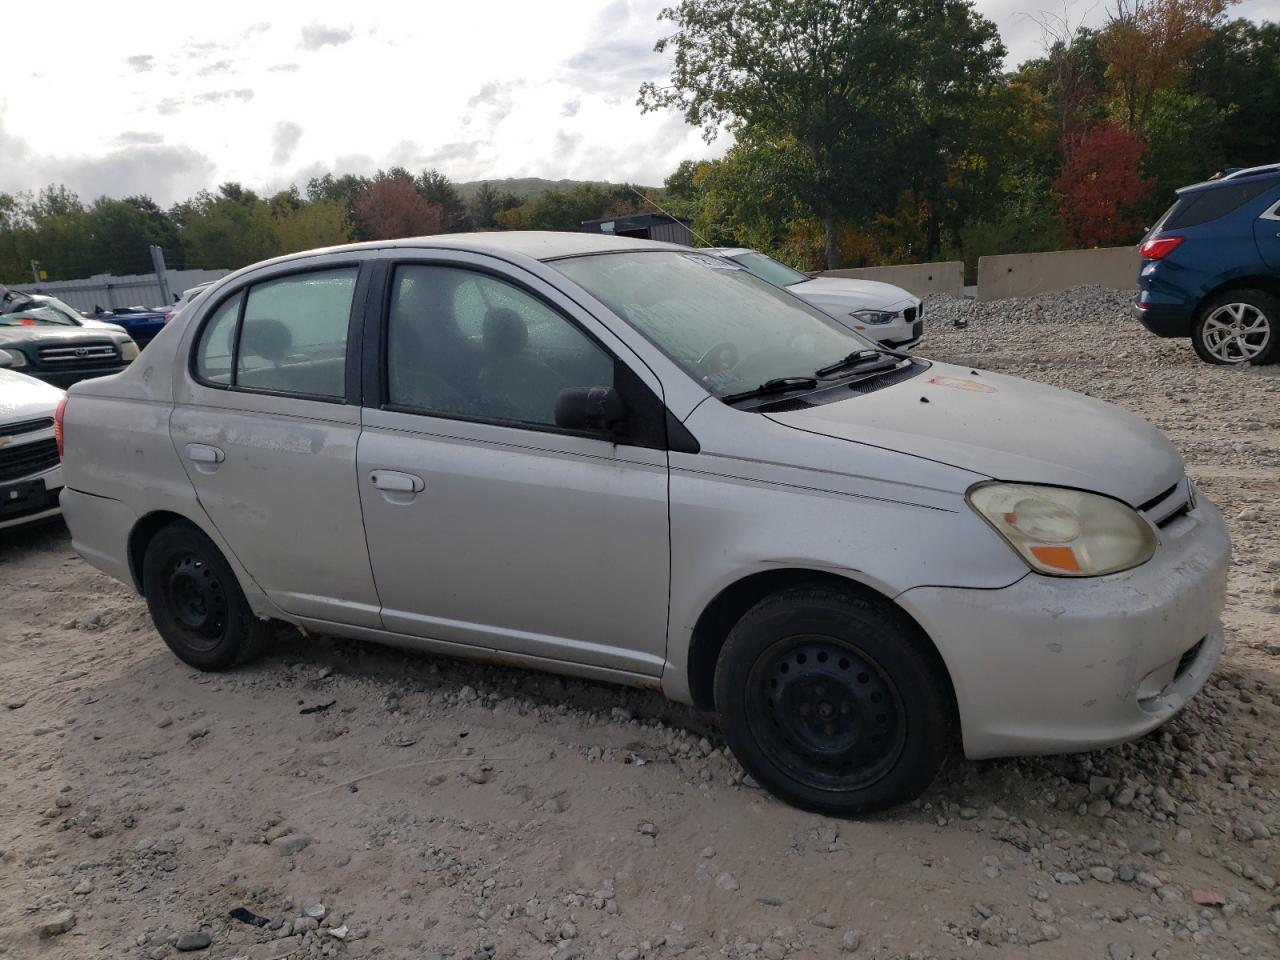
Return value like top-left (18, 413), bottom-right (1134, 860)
top-left (722, 376), bottom-right (819, 405)
top-left (814, 349), bottom-right (889, 377)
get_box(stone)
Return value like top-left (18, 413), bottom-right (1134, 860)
top-left (1090, 866), bottom-right (1116, 884)
top-left (36, 910), bottom-right (76, 937)
top-left (175, 931), bottom-right (211, 951)
top-left (1117, 864), bottom-right (1136, 883)
top-left (293, 917), bottom-right (319, 933)
top-left (302, 901), bottom-right (325, 919)
top-left (617, 950), bottom-right (640, 960)
top-left (841, 929), bottom-right (864, 952)
top-left (637, 821), bottom-right (657, 836)
top-left (715, 871), bottom-right (740, 891)
top-left (811, 912), bottom-right (837, 929)
top-left (271, 834), bottom-right (312, 856)
top-left (1107, 943), bottom-right (1135, 960)
top-left (761, 940), bottom-right (786, 960)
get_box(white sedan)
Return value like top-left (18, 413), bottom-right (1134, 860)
top-left (705, 247), bottom-right (923, 348)
top-left (0, 368), bottom-right (64, 531)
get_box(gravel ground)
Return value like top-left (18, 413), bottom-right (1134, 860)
top-left (1, 286), bottom-right (1278, 960)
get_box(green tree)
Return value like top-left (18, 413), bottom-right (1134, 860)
top-left (414, 169), bottom-right (469, 231)
top-left (641, 0), bottom-right (1003, 267)
top-left (274, 200), bottom-right (354, 254)
top-left (1187, 19), bottom-right (1280, 166)
top-left (83, 196), bottom-right (180, 276)
top-left (175, 188), bottom-right (278, 269)
top-left (468, 182), bottom-right (525, 229)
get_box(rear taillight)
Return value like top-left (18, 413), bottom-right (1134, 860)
top-left (55, 396), bottom-right (68, 459)
top-left (1139, 235), bottom-right (1184, 260)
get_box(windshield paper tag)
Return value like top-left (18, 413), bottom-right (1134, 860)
top-left (681, 253), bottom-right (744, 270)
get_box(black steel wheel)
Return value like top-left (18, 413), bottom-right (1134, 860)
top-left (746, 636), bottom-right (907, 792)
top-left (715, 585), bottom-right (954, 816)
top-left (142, 521), bottom-right (273, 670)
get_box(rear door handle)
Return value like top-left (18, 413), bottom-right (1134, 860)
top-left (369, 470), bottom-right (424, 493)
top-left (185, 443), bottom-right (225, 465)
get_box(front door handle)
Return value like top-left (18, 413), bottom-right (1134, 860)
top-left (185, 443), bottom-right (225, 465)
top-left (369, 470), bottom-right (424, 494)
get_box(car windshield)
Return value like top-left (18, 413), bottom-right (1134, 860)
top-left (0, 297), bottom-right (81, 326)
top-left (551, 250), bottom-right (879, 398)
top-left (730, 251), bottom-right (810, 287)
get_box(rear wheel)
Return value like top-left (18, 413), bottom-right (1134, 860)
top-left (713, 586), bottom-right (954, 816)
top-left (1192, 289), bottom-right (1280, 365)
top-left (141, 522), bottom-right (272, 670)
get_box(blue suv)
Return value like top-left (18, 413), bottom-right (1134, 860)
top-left (1135, 163), bottom-right (1280, 365)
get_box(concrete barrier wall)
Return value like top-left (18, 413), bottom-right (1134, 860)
top-left (976, 247), bottom-right (1140, 301)
top-left (821, 261), bottom-right (963, 298)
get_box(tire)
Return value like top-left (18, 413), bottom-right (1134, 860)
top-left (1191, 289), bottom-right (1280, 365)
top-left (713, 586), bottom-right (954, 817)
top-left (141, 522), bottom-right (273, 671)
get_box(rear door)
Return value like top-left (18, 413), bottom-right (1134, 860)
top-left (1255, 189), bottom-right (1280, 271)
top-left (355, 253), bottom-right (672, 677)
top-left (170, 259), bottom-right (381, 627)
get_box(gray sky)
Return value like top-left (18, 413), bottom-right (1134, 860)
top-left (1, 0), bottom-right (1273, 206)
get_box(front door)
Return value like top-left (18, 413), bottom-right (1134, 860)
top-left (170, 262), bottom-right (381, 627)
top-left (357, 258), bottom-right (671, 676)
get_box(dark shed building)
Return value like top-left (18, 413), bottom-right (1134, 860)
top-left (581, 212), bottom-right (693, 246)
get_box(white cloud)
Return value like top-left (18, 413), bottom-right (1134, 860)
top-left (3, 0), bottom-right (1270, 205)
top-left (271, 121), bottom-right (304, 166)
top-left (299, 23), bottom-right (353, 50)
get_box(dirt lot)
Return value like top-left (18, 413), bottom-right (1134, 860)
top-left (2, 288), bottom-right (1278, 960)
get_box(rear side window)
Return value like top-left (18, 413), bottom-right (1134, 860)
top-left (192, 266), bottom-right (358, 399)
top-left (195, 293), bottom-right (242, 384)
top-left (1164, 178), bottom-right (1277, 230)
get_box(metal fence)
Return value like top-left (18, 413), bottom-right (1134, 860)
top-left (11, 268), bottom-right (229, 314)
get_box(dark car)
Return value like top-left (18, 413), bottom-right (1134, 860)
top-left (1135, 163), bottom-right (1280, 365)
top-left (0, 289), bottom-right (139, 387)
top-left (90, 305), bottom-right (169, 348)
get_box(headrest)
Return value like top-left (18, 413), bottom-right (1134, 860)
top-left (241, 317), bottom-right (292, 363)
top-left (482, 308), bottom-right (529, 358)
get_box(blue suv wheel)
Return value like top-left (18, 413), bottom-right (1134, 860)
top-left (1192, 288), bottom-right (1279, 365)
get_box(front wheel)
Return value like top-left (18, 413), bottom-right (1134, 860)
top-left (141, 522), bottom-right (273, 670)
top-left (1192, 289), bottom-right (1280, 365)
top-left (714, 586), bottom-right (954, 816)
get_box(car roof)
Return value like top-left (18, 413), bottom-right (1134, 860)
top-left (1180, 164), bottom-right (1280, 195)
top-left (245, 231), bottom-right (692, 273)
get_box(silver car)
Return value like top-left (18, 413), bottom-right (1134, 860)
top-left (58, 233), bottom-right (1229, 815)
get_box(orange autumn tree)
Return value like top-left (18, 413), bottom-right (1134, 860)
top-left (1053, 123), bottom-right (1154, 248)
top-left (353, 176), bottom-right (443, 241)
top-left (1099, 0), bottom-right (1236, 132)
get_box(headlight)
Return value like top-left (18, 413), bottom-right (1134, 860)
top-left (0, 348), bottom-right (28, 368)
top-left (850, 309), bottom-right (897, 325)
top-left (120, 341), bottom-right (140, 361)
top-left (967, 482), bottom-right (1156, 577)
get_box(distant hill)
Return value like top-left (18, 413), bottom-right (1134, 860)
top-left (453, 177), bottom-right (660, 201)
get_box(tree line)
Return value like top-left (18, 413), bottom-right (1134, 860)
top-left (651, 0), bottom-right (1279, 272)
top-left (1, 0), bottom-right (1276, 285)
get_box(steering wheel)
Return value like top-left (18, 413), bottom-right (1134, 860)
top-left (696, 340), bottom-right (739, 374)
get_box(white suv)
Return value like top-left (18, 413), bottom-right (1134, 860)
top-left (58, 232), bottom-right (1228, 815)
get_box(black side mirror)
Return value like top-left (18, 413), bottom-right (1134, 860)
top-left (555, 385), bottom-right (626, 432)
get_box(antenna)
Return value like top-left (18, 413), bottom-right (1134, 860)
top-left (629, 185), bottom-right (713, 248)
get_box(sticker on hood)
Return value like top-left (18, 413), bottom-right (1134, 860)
top-left (927, 375), bottom-right (996, 393)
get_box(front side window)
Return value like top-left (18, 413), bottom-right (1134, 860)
top-left (552, 251), bottom-right (876, 398)
top-left (192, 266), bottom-right (357, 399)
top-left (387, 264), bottom-right (614, 428)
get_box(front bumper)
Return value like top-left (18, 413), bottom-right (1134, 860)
top-left (897, 496), bottom-right (1230, 759)
top-left (0, 464), bottom-right (63, 531)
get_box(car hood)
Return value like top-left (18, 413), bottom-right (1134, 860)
top-left (0, 322), bottom-right (127, 344)
top-left (787, 277), bottom-right (916, 314)
top-left (0, 367), bottom-right (64, 420)
top-left (765, 361), bottom-right (1184, 507)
